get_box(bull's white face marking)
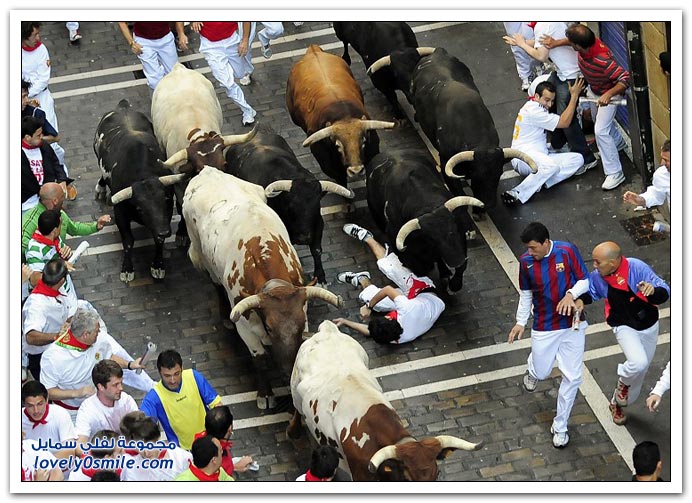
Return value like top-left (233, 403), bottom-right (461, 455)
top-left (350, 431), bottom-right (370, 449)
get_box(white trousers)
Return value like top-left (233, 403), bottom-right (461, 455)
top-left (237, 23), bottom-right (256, 77)
top-left (503, 22), bottom-right (541, 80)
top-left (51, 142), bottom-right (68, 175)
top-left (358, 253), bottom-right (435, 311)
top-left (587, 87), bottom-right (624, 176)
top-left (133, 31), bottom-right (178, 90)
top-left (511, 150), bottom-right (584, 203)
top-left (613, 322), bottom-right (659, 404)
top-left (66, 22), bottom-right (79, 32)
top-left (527, 322), bottom-right (586, 433)
top-left (34, 89), bottom-right (58, 134)
top-left (257, 22), bottom-right (284, 48)
top-left (199, 33), bottom-right (256, 122)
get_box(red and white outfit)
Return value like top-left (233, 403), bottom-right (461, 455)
top-left (359, 252), bottom-right (445, 344)
top-left (22, 280), bottom-right (70, 358)
top-left (22, 403), bottom-right (77, 448)
top-left (121, 447), bottom-right (192, 481)
top-left (132, 22), bottom-right (179, 90)
top-left (198, 22), bottom-right (256, 124)
top-left (22, 439), bottom-right (60, 481)
top-left (509, 98), bottom-right (584, 203)
top-left (75, 391), bottom-right (138, 440)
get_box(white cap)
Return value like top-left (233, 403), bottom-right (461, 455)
top-left (527, 74), bottom-right (551, 97)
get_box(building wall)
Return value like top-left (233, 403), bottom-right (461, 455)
top-left (642, 22), bottom-right (670, 163)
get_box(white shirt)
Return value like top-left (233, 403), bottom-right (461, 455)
top-left (22, 403), bottom-right (77, 448)
top-left (394, 293), bottom-right (446, 344)
top-left (22, 292), bottom-right (70, 355)
top-left (641, 166), bottom-right (670, 208)
top-left (75, 392), bottom-right (138, 439)
top-left (121, 447), bottom-right (193, 481)
top-left (511, 100), bottom-right (560, 155)
top-left (22, 43), bottom-right (52, 99)
top-left (26, 236), bottom-right (79, 307)
top-left (651, 361), bottom-right (671, 397)
top-left (533, 22), bottom-right (580, 80)
top-left (22, 439), bottom-right (59, 481)
top-left (40, 338), bottom-right (113, 409)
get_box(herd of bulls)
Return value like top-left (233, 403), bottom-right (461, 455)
top-left (90, 22), bottom-right (542, 481)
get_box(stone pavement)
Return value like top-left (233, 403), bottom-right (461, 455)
top-left (21, 19), bottom-right (674, 484)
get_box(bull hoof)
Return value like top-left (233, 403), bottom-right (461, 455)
top-left (257, 395), bottom-right (277, 410)
top-left (465, 230), bottom-right (477, 241)
top-left (120, 271), bottom-right (135, 283)
top-left (286, 423), bottom-right (303, 440)
top-left (176, 235), bottom-right (190, 248)
top-left (150, 267), bottom-right (166, 280)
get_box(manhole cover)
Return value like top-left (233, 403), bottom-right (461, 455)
top-left (620, 213), bottom-right (668, 246)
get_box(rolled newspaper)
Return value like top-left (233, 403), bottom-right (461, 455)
top-left (67, 241), bottom-right (90, 264)
top-left (579, 97), bottom-right (627, 107)
top-left (136, 342), bottom-right (157, 374)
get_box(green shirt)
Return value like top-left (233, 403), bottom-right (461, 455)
top-left (175, 468), bottom-right (234, 481)
top-left (21, 202), bottom-right (99, 255)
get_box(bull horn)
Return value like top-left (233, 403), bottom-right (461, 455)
top-left (302, 125), bottom-right (334, 147)
top-left (503, 148), bottom-right (538, 174)
top-left (110, 187), bottom-right (133, 205)
top-left (444, 196), bottom-right (485, 212)
top-left (319, 181), bottom-right (354, 199)
top-left (435, 435), bottom-right (484, 452)
top-left (368, 445), bottom-right (398, 473)
top-left (158, 174), bottom-right (189, 186)
top-left (304, 287), bottom-right (343, 308)
top-left (264, 180), bottom-right (293, 198)
top-left (395, 218), bottom-right (422, 251)
top-left (367, 55), bottom-right (391, 75)
top-left (162, 148), bottom-right (189, 168)
top-left (416, 47), bottom-right (437, 57)
top-left (361, 120), bottom-right (396, 131)
top-left (230, 294), bottom-right (262, 322)
top-left (444, 151), bottom-right (475, 178)
top-left (222, 124), bottom-right (258, 146)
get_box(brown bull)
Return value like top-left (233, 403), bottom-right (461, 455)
top-left (286, 44), bottom-right (394, 187)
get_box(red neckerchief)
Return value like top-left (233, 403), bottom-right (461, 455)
top-left (31, 279), bottom-right (62, 298)
top-left (584, 38), bottom-right (611, 59)
top-left (305, 469), bottom-right (332, 481)
top-left (55, 328), bottom-right (91, 351)
top-left (602, 256), bottom-right (651, 319)
top-left (384, 278), bottom-right (434, 321)
top-left (22, 40), bottom-right (43, 52)
top-left (194, 431), bottom-right (234, 474)
top-left (24, 404), bottom-right (49, 429)
top-left (188, 460), bottom-right (221, 481)
top-left (30, 230), bottom-right (60, 254)
top-left (81, 454), bottom-right (122, 478)
top-left (22, 139), bottom-right (41, 149)
top-left (124, 449), bottom-right (139, 456)
top-left (527, 22), bottom-right (537, 29)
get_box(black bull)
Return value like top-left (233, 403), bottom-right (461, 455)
top-left (365, 149), bottom-right (484, 293)
top-left (93, 99), bottom-right (184, 282)
top-left (224, 125), bottom-right (353, 284)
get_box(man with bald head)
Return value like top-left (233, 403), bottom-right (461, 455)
top-left (21, 182), bottom-right (111, 255)
top-left (560, 241), bottom-right (669, 425)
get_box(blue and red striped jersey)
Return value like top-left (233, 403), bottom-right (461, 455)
top-left (519, 240), bottom-right (588, 331)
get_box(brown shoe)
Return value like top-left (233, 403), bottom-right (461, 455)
top-left (609, 403), bottom-right (627, 425)
top-left (613, 379), bottom-right (630, 407)
top-left (66, 184), bottom-right (78, 201)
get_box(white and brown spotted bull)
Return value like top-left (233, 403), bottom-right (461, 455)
top-left (286, 44), bottom-right (395, 187)
top-left (183, 167), bottom-right (342, 409)
top-left (288, 321), bottom-right (483, 481)
top-left (151, 63), bottom-right (256, 245)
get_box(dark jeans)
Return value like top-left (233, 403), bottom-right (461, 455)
top-left (548, 72), bottom-right (596, 164)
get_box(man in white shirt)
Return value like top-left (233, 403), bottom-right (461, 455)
top-left (22, 380), bottom-right (77, 461)
top-left (333, 223), bottom-right (445, 345)
top-left (624, 139), bottom-right (671, 210)
top-left (40, 308), bottom-right (151, 414)
top-left (502, 77), bottom-right (587, 205)
top-left (504, 22), bottom-right (598, 169)
top-left (22, 437), bottom-right (65, 481)
top-left (75, 359), bottom-right (139, 447)
top-left (646, 361), bottom-right (670, 412)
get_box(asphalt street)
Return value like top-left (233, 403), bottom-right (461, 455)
top-left (17, 19), bottom-right (674, 485)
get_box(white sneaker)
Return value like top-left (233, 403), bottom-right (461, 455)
top-left (242, 109), bottom-right (257, 127)
top-left (522, 371), bottom-right (538, 392)
top-left (239, 74), bottom-right (252, 86)
top-left (601, 171), bottom-right (626, 190)
top-left (69, 29), bottom-right (82, 42)
top-left (337, 271), bottom-right (371, 287)
top-left (293, 22), bottom-right (304, 26)
top-left (261, 44), bottom-right (272, 59)
top-left (574, 158), bottom-right (599, 176)
top-left (550, 426), bottom-right (569, 448)
top-left (342, 223), bottom-right (373, 242)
